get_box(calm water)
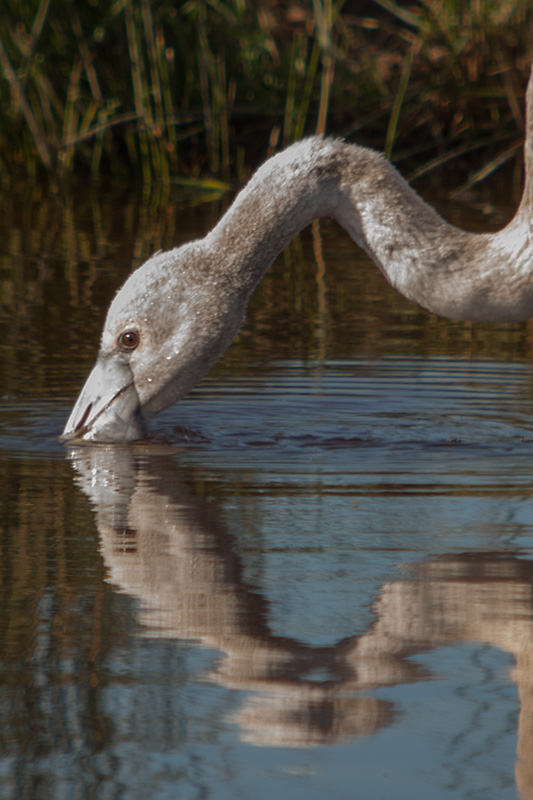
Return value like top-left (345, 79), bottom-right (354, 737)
top-left (1, 179), bottom-right (533, 799)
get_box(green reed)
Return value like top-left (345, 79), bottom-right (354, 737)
top-left (0, 0), bottom-right (531, 186)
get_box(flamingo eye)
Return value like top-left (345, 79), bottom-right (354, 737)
top-left (118, 330), bottom-right (140, 351)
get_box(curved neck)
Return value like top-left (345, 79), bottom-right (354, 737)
top-left (205, 139), bottom-right (345, 297)
top-left (205, 138), bottom-right (471, 316)
top-left (521, 68), bottom-right (533, 213)
top-left (203, 67), bottom-right (533, 324)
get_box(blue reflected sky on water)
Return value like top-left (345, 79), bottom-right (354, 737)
top-left (0, 181), bottom-right (532, 799)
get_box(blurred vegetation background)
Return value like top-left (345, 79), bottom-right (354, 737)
top-left (0, 0), bottom-right (532, 188)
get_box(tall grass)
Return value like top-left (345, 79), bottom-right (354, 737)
top-left (0, 0), bottom-right (531, 185)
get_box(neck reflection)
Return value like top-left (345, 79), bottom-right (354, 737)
top-left (69, 445), bottom-right (531, 794)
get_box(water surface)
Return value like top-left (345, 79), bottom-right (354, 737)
top-left (1, 180), bottom-right (532, 799)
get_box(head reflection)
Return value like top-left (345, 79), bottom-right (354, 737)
top-left (69, 446), bottom-right (533, 795)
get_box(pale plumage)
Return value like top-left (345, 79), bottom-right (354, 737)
top-left (63, 69), bottom-right (533, 442)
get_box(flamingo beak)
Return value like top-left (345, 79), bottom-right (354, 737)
top-left (61, 357), bottom-right (146, 443)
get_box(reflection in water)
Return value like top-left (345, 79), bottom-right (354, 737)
top-left (70, 445), bottom-right (532, 794)
top-left (2, 180), bottom-right (533, 798)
